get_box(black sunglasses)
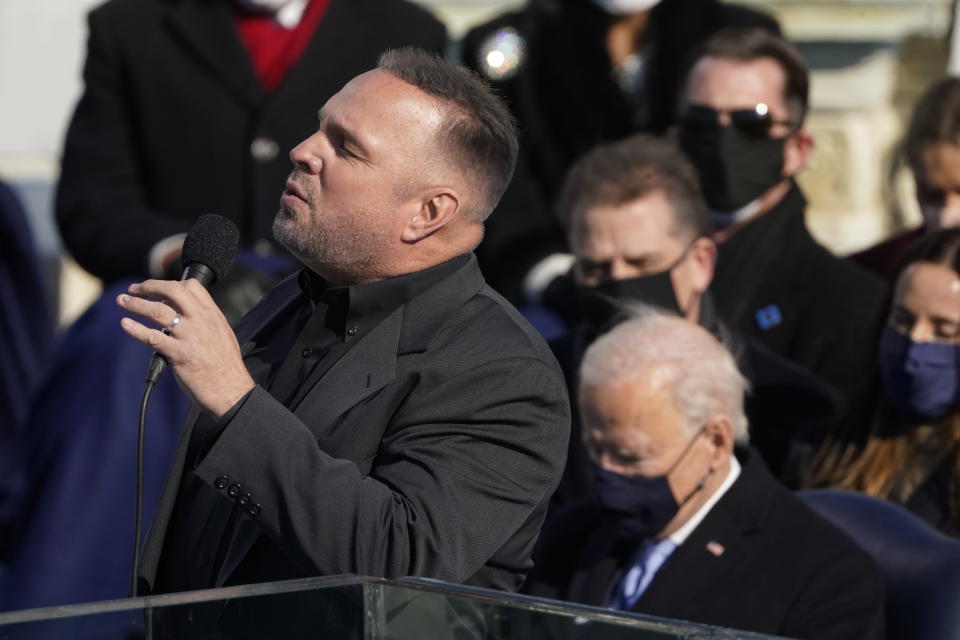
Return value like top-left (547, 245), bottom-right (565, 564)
top-left (678, 103), bottom-right (797, 138)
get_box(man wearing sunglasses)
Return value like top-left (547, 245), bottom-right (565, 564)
top-left (676, 28), bottom-right (887, 423)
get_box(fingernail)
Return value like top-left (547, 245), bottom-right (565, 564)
top-left (121, 318), bottom-right (133, 328)
top-left (118, 294), bottom-right (129, 304)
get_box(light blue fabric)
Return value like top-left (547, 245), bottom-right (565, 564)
top-left (610, 538), bottom-right (677, 611)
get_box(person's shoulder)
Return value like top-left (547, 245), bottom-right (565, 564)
top-left (756, 473), bottom-right (879, 577)
top-left (455, 283), bottom-right (564, 364)
top-left (778, 210), bottom-right (887, 306)
top-left (810, 241), bottom-right (887, 304)
top-left (847, 226), bottom-right (924, 281)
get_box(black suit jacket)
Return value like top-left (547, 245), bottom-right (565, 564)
top-left (140, 255), bottom-right (571, 594)
top-left (528, 449), bottom-right (885, 639)
top-left (711, 183), bottom-right (888, 416)
top-left (56, 0), bottom-right (446, 282)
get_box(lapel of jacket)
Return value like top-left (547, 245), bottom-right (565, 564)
top-left (631, 449), bottom-right (773, 618)
top-left (161, 0), bottom-right (263, 108)
top-left (286, 305), bottom-right (403, 433)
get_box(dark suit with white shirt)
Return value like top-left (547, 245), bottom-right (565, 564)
top-left (527, 448), bottom-right (885, 639)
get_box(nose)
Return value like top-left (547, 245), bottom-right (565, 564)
top-left (908, 319), bottom-right (934, 343)
top-left (289, 133), bottom-right (323, 174)
top-left (609, 257), bottom-right (634, 282)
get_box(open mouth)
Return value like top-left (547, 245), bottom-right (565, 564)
top-left (281, 179), bottom-right (309, 210)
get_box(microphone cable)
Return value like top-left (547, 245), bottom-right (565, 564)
top-left (131, 375), bottom-right (157, 597)
top-left (129, 214), bottom-right (238, 598)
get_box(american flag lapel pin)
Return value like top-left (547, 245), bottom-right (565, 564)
top-left (706, 540), bottom-right (726, 557)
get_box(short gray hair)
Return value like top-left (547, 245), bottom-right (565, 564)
top-left (579, 305), bottom-right (749, 442)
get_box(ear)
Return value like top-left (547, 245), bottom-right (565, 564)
top-left (782, 128), bottom-right (815, 177)
top-left (686, 236), bottom-right (716, 295)
top-left (702, 414), bottom-right (735, 467)
top-left (400, 188), bottom-right (462, 243)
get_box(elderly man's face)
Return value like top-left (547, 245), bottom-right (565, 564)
top-left (580, 376), bottom-right (712, 501)
top-left (275, 69), bottom-right (445, 283)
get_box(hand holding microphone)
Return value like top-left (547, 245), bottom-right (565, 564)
top-left (117, 215), bottom-right (255, 418)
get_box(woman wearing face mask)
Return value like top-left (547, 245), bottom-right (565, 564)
top-left (813, 228), bottom-right (960, 536)
top-left (851, 77), bottom-right (960, 280)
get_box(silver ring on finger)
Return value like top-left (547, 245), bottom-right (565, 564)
top-left (162, 313), bottom-right (182, 335)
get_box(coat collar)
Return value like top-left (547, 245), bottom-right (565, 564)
top-left (234, 253), bottom-right (486, 356)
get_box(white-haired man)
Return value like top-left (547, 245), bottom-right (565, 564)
top-left (527, 308), bottom-right (884, 639)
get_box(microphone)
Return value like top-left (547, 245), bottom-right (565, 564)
top-left (145, 214), bottom-right (239, 384)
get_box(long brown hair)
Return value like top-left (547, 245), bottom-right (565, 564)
top-left (811, 229), bottom-right (960, 514)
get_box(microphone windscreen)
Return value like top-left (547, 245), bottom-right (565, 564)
top-left (181, 214), bottom-right (239, 284)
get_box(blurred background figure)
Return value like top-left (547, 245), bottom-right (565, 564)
top-left (549, 133), bottom-right (839, 504)
top-left (528, 308), bottom-right (885, 639)
top-left (0, 179), bottom-right (52, 559)
top-left (0, 0), bottom-right (446, 613)
top-left (675, 27), bottom-right (887, 421)
top-left (460, 0), bottom-right (779, 304)
top-left (813, 228), bottom-right (960, 537)
top-left (56, 0), bottom-right (445, 286)
top-left (851, 77), bottom-right (960, 280)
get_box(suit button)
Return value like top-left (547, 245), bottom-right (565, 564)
top-left (238, 492), bottom-right (252, 505)
top-left (247, 503), bottom-right (262, 517)
top-left (227, 483), bottom-right (242, 498)
top-left (200, 553), bottom-right (210, 567)
top-left (214, 476), bottom-right (229, 490)
top-left (250, 136), bottom-right (279, 162)
top-left (301, 348), bottom-right (312, 358)
top-left (347, 326), bottom-right (359, 336)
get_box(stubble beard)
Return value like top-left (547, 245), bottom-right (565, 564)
top-left (273, 204), bottom-right (386, 277)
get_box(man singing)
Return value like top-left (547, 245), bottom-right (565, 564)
top-left (116, 48), bottom-right (570, 596)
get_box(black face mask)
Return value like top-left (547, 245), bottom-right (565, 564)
top-left (679, 123), bottom-right (786, 215)
top-left (576, 254), bottom-right (686, 337)
top-left (592, 429), bottom-right (709, 540)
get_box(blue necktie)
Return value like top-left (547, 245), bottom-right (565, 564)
top-left (610, 538), bottom-right (677, 611)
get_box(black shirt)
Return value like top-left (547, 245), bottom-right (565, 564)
top-left (155, 254), bottom-right (471, 593)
